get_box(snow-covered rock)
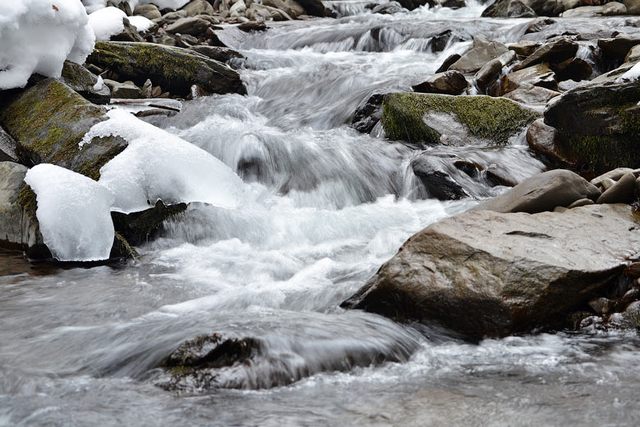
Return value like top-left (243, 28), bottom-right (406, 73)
top-left (0, 0), bottom-right (95, 90)
top-left (82, 109), bottom-right (245, 213)
top-left (88, 6), bottom-right (127, 40)
top-left (24, 164), bottom-right (116, 262)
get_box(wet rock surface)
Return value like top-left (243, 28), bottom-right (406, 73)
top-left (343, 203), bottom-right (640, 339)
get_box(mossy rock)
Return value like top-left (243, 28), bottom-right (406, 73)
top-left (381, 92), bottom-right (539, 146)
top-left (545, 80), bottom-right (640, 175)
top-left (61, 60), bottom-right (111, 104)
top-left (87, 41), bottom-right (247, 97)
top-left (0, 78), bottom-right (127, 181)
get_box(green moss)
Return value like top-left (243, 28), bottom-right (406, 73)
top-left (17, 185), bottom-right (38, 225)
top-left (381, 92), bottom-right (539, 145)
top-left (87, 41), bottom-right (246, 96)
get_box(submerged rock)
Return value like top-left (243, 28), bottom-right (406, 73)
top-left (410, 155), bottom-right (469, 200)
top-left (87, 41), bottom-right (247, 97)
top-left (342, 204), bottom-right (640, 339)
top-left (381, 92), bottom-right (538, 146)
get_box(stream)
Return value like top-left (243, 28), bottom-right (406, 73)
top-left (2, 3), bottom-right (640, 426)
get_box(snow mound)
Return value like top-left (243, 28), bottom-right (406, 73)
top-left (81, 109), bottom-right (246, 213)
top-left (24, 164), bottom-right (116, 262)
top-left (88, 6), bottom-right (126, 40)
top-left (0, 0), bottom-right (95, 89)
top-left (127, 15), bottom-right (154, 32)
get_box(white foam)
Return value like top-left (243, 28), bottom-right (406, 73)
top-left (24, 164), bottom-right (115, 262)
top-left (0, 0), bottom-right (95, 89)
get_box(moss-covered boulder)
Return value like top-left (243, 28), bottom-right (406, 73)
top-left (381, 92), bottom-right (539, 146)
top-left (87, 41), bottom-right (247, 97)
top-left (544, 80), bottom-right (640, 175)
top-left (0, 78), bottom-right (127, 180)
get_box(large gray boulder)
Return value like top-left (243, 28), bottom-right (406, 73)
top-left (342, 204), bottom-right (640, 339)
top-left (86, 41), bottom-right (247, 97)
top-left (475, 169), bottom-right (600, 213)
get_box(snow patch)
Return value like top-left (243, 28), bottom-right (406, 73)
top-left (617, 62), bottom-right (640, 82)
top-left (88, 6), bottom-right (126, 40)
top-left (24, 164), bottom-right (116, 262)
top-left (127, 15), bottom-right (154, 32)
top-left (0, 0), bottom-right (95, 89)
top-left (81, 109), bottom-right (246, 213)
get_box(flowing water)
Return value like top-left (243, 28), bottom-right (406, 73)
top-left (2, 4), bottom-right (640, 426)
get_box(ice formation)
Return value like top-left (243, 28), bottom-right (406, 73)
top-left (0, 0), bottom-right (95, 89)
top-left (81, 109), bottom-right (246, 213)
top-left (24, 164), bottom-right (116, 262)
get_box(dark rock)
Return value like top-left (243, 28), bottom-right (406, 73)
top-left (544, 79), bottom-right (640, 174)
top-left (589, 297), bottom-right (613, 315)
top-left (481, 0), bottom-right (537, 17)
top-left (514, 37), bottom-right (578, 71)
top-left (61, 61), bottom-right (111, 104)
top-left (296, 0), bottom-right (330, 16)
top-left (381, 92), bottom-right (538, 146)
top-left (411, 155), bottom-right (469, 200)
top-left (526, 118), bottom-right (573, 167)
top-left (0, 127), bottom-right (18, 162)
top-left (396, 0), bottom-right (433, 10)
top-left (435, 53), bottom-right (462, 73)
top-left (190, 45), bottom-right (245, 64)
top-left (550, 57), bottom-right (592, 82)
top-left (525, 17), bottom-right (556, 34)
top-left (104, 79), bottom-right (143, 98)
top-left (430, 30), bottom-right (459, 53)
top-left (474, 59), bottom-right (503, 93)
top-left (502, 64), bottom-right (558, 94)
top-left (596, 172), bottom-right (636, 204)
top-left (450, 37), bottom-right (509, 73)
top-left (87, 41), bottom-right (247, 97)
top-left (342, 204), bottom-right (640, 339)
top-left (133, 4), bottom-right (162, 19)
top-left (237, 21), bottom-right (268, 32)
top-left (598, 36), bottom-right (640, 63)
top-left (111, 18), bottom-right (145, 42)
top-left (112, 200), bottom-right (188, 246)
top-left (352, 94), bottom-right (385, 134)
top-left (438, 0), bottom-right (465, 7)
top-left (507, 41), bottom-right (540, 57)
top-left (475, 169), bottom-right (601, 213)
top-left (166, 17), bottom-right (211, 37)
top-left (182, 0), bottom-right (215, 16)
top-left (412, 71), bottom-right (468, 95)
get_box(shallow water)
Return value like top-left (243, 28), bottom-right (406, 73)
top-left (2, 3), bottom-right (640, 426)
